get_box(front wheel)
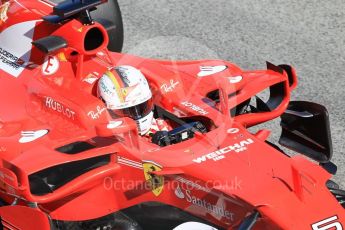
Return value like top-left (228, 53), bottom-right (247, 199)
top-left (49, 0), bottom-right (124, 52)
top-left (92, 0), bottom-right (124, 52)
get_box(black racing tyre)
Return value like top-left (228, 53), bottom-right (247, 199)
top-left (91, 0), bottom-right (124, 52)
top-left (49, 0), bottom-right (124, 52)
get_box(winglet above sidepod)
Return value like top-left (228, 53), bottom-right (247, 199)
top-left (43, 0), bottom-right (108, 24)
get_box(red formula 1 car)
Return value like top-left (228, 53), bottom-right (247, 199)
top-left (0, 0), bottom-right (344, 229)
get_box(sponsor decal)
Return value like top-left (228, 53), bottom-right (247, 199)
top-left (88, 105), bottom-right (107, 120)
top-left (175, 184), bottom-right (235, 221)
top-left (107, 120), bottom-right (123, 129)
top-left (181, 101), bottom-right (208, 115)
top-left (83, 73), bottom-right (99, 84)
top-left (227, 128), bottom-right (239, 134)
top-left (175, 176), bottom-right (211, 193)
top-left (0, 47), bottom-right (24, 71)
top-left (175, 184), bottom-right (185, 199)
top-left (116, 66), bottom-right (131, 85)
top-left (118, 156), bottom-right (143, 170)
top-left (198, 65), bottom-right (228, 77)
top-left (42, 55), bottom-right (59, 75)
top-left (19, 130), bottom-right (49, 143)
top-left (0, 20), bottom-right (37, 77)
top-left (45, 97), bottom-right (76, 120)
top-left (160, 79), bottom-right (180, 93)
top-left (99, 78), bottom-right (114, 96)
top-left (143, 161), bottom-right (164, 196)
top-left (0, 2), bottom-right (9, 25)
top-left (193, 138), bottom-right (254, 163)
top-left (312, 216), bottom-right (343, 230)
top-left (228, 75), bottom-right (242, 83)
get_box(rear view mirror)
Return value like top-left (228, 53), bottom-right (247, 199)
top-left (95, 117), bottom-right (137, 137)
top-left (95, 117), bottom-right (139, 150)
top-left (279, 101), bottom-right (332, 163)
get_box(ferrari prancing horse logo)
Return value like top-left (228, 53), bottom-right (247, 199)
top-left (143, 162), bottom-right (164, 196)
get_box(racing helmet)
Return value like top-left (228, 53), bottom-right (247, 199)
top-left (98, 65), bottom-right (153, 135)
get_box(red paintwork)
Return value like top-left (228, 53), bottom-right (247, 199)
top-left (0, 1), bottom-right (344, 229)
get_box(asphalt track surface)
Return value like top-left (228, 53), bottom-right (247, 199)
top-left (117, 1), bottom-right (345, 188)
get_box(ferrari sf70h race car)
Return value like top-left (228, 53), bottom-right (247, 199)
top-left (0, 0), bottom-right (344, 229)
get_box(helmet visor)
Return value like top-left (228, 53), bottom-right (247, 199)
top-left (111, 99), bottom-right (153, 120)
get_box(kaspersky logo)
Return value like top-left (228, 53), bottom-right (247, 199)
top-left (175, 185), bottom-right (234, 221)
top-left (193, 138), bottom-right (254, 163)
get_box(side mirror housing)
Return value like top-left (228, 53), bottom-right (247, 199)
top-left (279, 101), bottom-right (332, 163)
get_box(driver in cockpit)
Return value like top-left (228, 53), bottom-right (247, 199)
top-left (97, 65), bottom-right (170, 137)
